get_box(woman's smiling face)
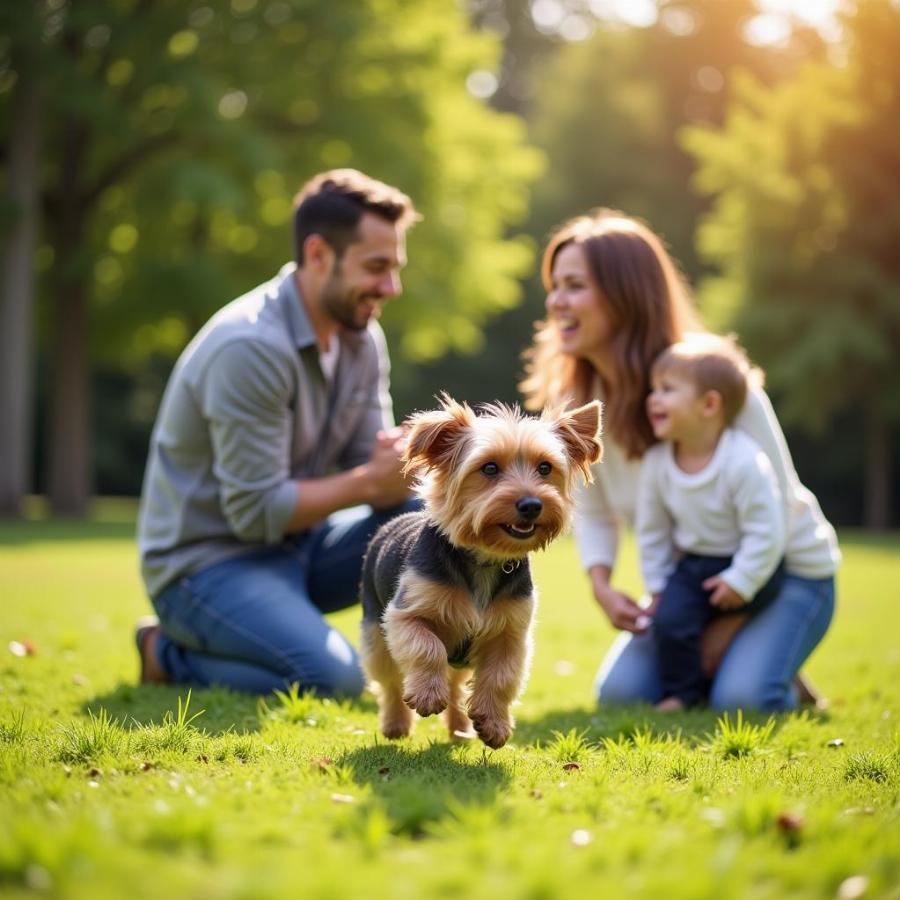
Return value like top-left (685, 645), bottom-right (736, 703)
top-left (545, 242), bottom-right (614, 362)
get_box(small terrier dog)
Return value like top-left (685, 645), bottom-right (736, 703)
top-left (360, 394), bottom-right (602, 748)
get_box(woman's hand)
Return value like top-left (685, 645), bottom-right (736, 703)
top-left (589, 566), bottom-right (649, 634)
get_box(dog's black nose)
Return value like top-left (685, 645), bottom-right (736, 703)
top-left (516, 496), bottom-right (542, 520)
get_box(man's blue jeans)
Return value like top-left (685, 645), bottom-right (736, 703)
top-left (595, 573), bottom-right (835, 711)
top-left (150, 500), bottom-right (419, 696)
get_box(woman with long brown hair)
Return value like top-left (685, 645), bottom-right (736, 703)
top-left (522, 210), bottom-right (839, 710)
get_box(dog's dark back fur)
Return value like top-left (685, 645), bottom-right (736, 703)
top-left (360, 511), bottom-right (534, 625)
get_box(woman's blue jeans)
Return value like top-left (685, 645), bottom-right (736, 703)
top-left (594, 573), bottom-right (836, 711)
top-left (150, 500), bottom-right (419, 696)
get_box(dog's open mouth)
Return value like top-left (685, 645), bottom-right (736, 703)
top-left (501, 522), bottom-right (538, 539)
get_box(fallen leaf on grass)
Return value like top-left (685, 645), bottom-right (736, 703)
top-left (776, 812), bottom-right (804, 832)
top-left (562, 762), bottom-right (581, 771)
top-left (9, 640), bottom-right (37, 657)
top-left (776, 811), bottom-right (804, 848)
top-left (827, 738), bottom-right (845, 748)
top-left (837, 875), bottom-right (869, 899)
top-left (330, 793), bottom-right (354, 804)
top-left (310, 756), bottom-right (333, 773)
top-left (25, 865), bottom-right (52, 892)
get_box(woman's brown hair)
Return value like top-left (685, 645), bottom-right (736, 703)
top-left (520, 210), bottom-right (701, 459)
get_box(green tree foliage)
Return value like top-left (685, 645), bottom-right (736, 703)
top-left (525, 0), bottom-right (814, 282)
top-left (405, 1), bottom-right (823, 426)
top-left (0, 0), bottom-right (543, 514)
top-left (683, 0), bottom-right (900, 527)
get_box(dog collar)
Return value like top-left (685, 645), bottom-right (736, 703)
top-left (466, 549), bottom-right (522, 575)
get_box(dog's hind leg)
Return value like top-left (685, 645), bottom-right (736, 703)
top-left (446, 666), bottom-right (475, 740)
top-left (361, 620), bottom-right (414, 739)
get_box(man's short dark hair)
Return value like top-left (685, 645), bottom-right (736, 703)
top-left (293, 168), bottom-right (419, 264)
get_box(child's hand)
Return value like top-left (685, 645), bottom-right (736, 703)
top-left (703, 575), bottom-right (746, 610)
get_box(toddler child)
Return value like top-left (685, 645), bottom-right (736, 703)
top-left (636, 334), bottom-right (786, 710)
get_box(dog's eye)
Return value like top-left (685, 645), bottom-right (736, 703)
top-left (537, 462), bottom-right (552, 477)
top-left (481, 462), bottom-right (500, 477)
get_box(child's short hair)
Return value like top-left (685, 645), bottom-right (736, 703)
top-left (651, 334), bottom-right (763, 425)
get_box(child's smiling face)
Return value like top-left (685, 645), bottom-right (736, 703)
top-left (646, 370), bottom-right (710, 443)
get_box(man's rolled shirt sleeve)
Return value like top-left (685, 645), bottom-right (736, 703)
top-left (199, 339), bottom-right (299, 542)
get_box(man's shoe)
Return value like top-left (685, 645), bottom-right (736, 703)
top-left (135, 615), bottom-right (169, 684)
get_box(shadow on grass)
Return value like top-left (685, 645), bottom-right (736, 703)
top-left (0, 520), bottom-right (137, 545)
top-left (81, 682), bottom-right (265, 735)
top-left (516, 703), bottom-right (804, 748)
top-left (336, 740), bottom-right (510, 838)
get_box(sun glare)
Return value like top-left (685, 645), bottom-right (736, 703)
top-left (538, 0), bottom-right (846, 43)
top-left (758, 0), bottom-right (842, 25)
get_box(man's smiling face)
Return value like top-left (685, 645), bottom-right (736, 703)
top-left (321, 212), bottom-right (407, 332)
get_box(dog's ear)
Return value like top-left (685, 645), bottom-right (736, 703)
top-left (403, 393), bottom-right (475, 476)
top-left (552, 400), bottom-right (603, 480)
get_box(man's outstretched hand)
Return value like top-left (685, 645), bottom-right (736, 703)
top-left (367, 427), bottom-right (413, 509)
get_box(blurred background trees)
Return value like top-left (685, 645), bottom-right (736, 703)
top-left (684, 0), bottom-right (900, 528)
top-left (0, 0), bottom-right (541, 516)
top-left (1, 0), bottom-right (896, 527)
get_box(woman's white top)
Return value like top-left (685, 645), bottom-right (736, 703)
top-left (636, 428), bottom-right (785, 600)
top-left (574, 386), bottom-right (841, 579)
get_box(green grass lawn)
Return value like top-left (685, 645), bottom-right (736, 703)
top-left (1, 506), bottom-right (898, 899)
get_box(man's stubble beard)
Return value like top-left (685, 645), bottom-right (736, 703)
top-left (321, 261), bottom-right (369, 332)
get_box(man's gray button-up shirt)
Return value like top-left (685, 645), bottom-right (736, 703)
top-left (137, 263), bottom-right (394, 598)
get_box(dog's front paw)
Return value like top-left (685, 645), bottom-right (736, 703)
top-left (403, 674), bottom-right (449, 717)
top-left (469, 712), bottom-right (513, 749)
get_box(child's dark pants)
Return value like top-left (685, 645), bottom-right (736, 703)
top-left (654, 554), bottom-right (786, 706)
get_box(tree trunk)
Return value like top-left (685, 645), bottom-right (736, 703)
top-left (863, 401), bottom-right (892, 530)
top-left (46, 117), bottom-right (92, 518)
top-left (46, 280), bottom-right (91, 516)
top-left (0, 69), bottom-right (41, 518)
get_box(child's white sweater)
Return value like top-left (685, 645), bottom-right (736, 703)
top-left (636, 428), bottom-right (785, 601)
top-left (573, 387), bottom-right (840, 580)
